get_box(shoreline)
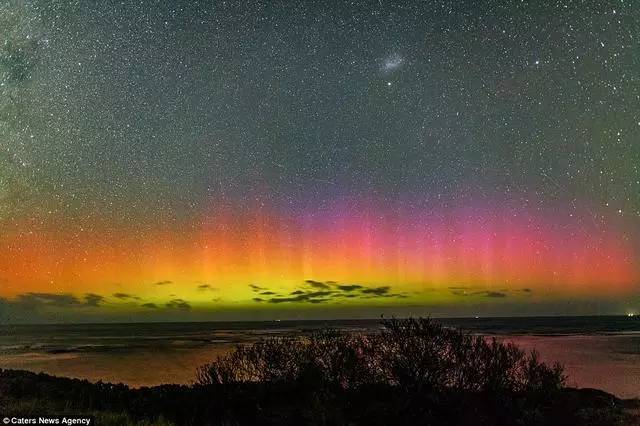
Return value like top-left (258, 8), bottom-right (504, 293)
top-left (1, 368), bottom-right (639, 425)
top-left (1, 314), bottom-right (638, 327)
top-left (2, 318), bottom-right (639, 399)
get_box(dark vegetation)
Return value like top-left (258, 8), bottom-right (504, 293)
top-left (1, 318), bottom-right (638, 425)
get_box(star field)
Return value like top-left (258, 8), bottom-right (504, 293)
top-left (0, 0), bottom-right (638, 322)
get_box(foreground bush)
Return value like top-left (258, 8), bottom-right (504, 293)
top-left (196, 317), bottom-right (566, 396)
top-left (2, 367), bottom-right (633, 426)
top-left (5, 318), bottom-right (636, 425)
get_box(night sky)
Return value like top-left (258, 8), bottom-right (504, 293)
top-left (1, 0), bottom-right (638, 323)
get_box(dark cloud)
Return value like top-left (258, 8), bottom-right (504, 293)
top-left (267, 291), bottom-right (333, 304)
top-left (483, 291), bottom-right (508, 298)
top-left (304, 279), bottom-right (331, 289)
top-left (140, 303), bottom-right (158, 309)
top-left (84, 293), bottom-right (104, 307)
top-left (16, 293), bottom-right (83, 308)
top-left (360, 290), bottom-right (408, 299)
top-left (250, 280), bottom-right (409, 305)
top-left (304, 291), bottom-right (334, 298)
top-left (268, 297), bottom-right (327, 304)
top-left (113, 292), bottom-right (140, 300)
top-left (154, 280), bottom-right (173, 286)
top-left (7, 292), bottom-right (107, 310)
top-left (165, 299), bottom-right (191, 310)
top-left (387, 294), bottom-right (409, 299)
top-left (451, 289), bottom-right (508, 298)
top-left (248, 285), bottom-right (281, 296)
top-left (361, 286), bottom-right (390, 296)
top-left (336, 284), bottom-right (363, 292)
top-left (197, 284), bottom-right (217, 291)
top-left (331, 293), bottom-right (358, 299)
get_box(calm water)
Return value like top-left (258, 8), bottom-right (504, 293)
top-left (0, 316), bottom-right (638, 398)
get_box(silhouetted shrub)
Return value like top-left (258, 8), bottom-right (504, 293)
top-left (196, 317), bottom-right (566, 397)
top-left (5, 319), bottom-right (637, 425)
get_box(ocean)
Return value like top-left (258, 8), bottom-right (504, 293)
top-left (0, 316), bottom-right (638, 399)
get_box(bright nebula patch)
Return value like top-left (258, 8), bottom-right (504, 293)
top-left (381, 54), bottom-right (405, 72)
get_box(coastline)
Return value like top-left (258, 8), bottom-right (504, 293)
top-left (2, 316), bottom-right (639, 399)
top-left (1, 368), bottom-right (638, 426)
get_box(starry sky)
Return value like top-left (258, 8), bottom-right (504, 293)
top-left (0, 0), bottom-right (638, 323)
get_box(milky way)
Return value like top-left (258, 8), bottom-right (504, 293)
top-left (0, 0), bottom-right (638, 322)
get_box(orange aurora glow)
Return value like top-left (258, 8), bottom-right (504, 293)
top-left (1, 200), bottom-right (636, 305)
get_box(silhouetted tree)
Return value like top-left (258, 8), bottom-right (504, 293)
top-left (196, 317), bottom-right (566, 396)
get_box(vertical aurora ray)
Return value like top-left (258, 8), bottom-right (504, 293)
top-left (1, 196), bottom-right (636, 308)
